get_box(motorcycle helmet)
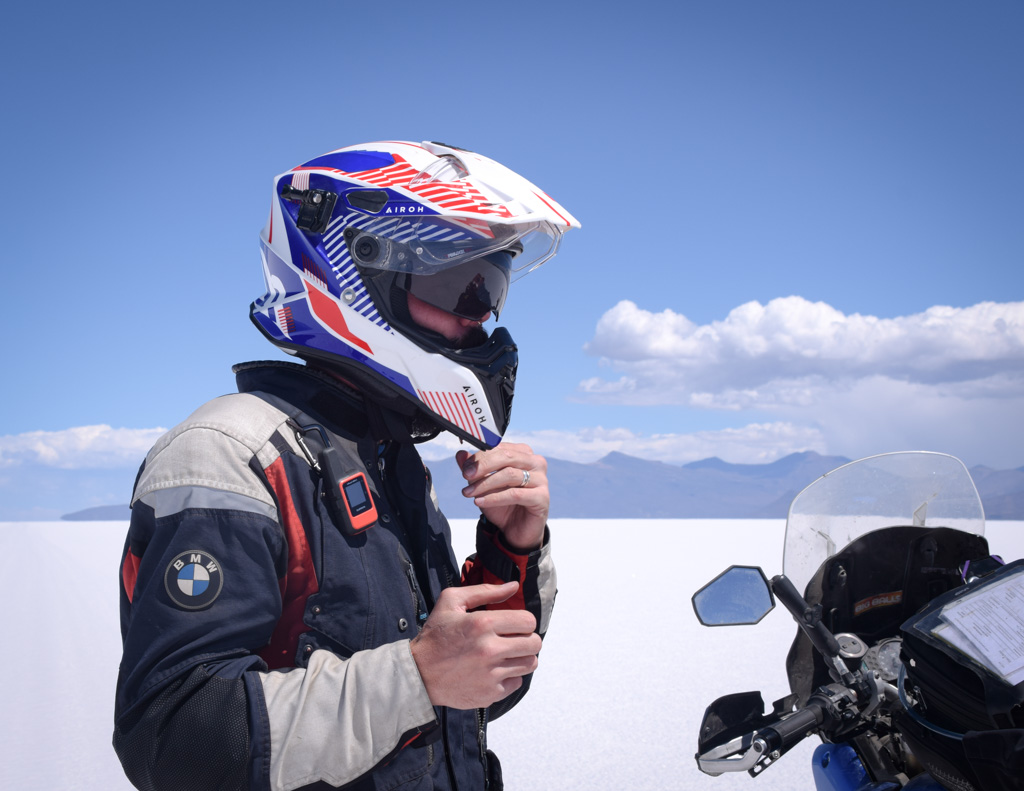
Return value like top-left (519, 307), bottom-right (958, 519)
top-left (250, 140), bottom-right (579, 448)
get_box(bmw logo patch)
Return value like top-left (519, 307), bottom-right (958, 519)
top-left (164, 550), bottom-right (223, 610)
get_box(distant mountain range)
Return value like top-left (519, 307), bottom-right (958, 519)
top-left (62, 504), bottom-right (133, 521)
top-left (427, 450), bottom-right (1024, 520)
top-left (62, 450), bottom-right (1024, 521)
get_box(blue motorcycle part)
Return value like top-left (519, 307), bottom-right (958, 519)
top-left (811, 743), bottom-right (948, 791)
top-left (811, 744), bottom-right (899, 791)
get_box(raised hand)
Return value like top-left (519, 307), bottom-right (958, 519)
top-left (457, 443), bottom-right (549, 551)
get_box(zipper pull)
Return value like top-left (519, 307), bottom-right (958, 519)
top-left (377, 441), bottom-right (388, 482)
top-left (477, 708), bottom-right (488, 761)
top-left (479, 707), bottom-right (492, 790)
top-left (403, 561), bottom-right (427, 627)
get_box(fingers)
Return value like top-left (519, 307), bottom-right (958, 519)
top-left (436, 586), bottom-right (538, 634)
top-left (463, 471), bottom-right (550, 522)
top-left (455, 443), bottom-right (550, 551)
top-left (458, 444), bottom-right (548, 501)
top-left (457, 443), bottom-right (546, 484)
top-left (436, 581), bottom-right (520, 612)
top-left (489, 633), bottom-right (543, 663)
top-left (498, 652), bottom-right (540, 679)
top-left (459, 619), bottom-right (541, 665)
top-left (460, 655), bottom-right (537, 708)
top-left (471, 637), bottom-right (541, 705)
top-left (467, 466), bottom-right (539, 496)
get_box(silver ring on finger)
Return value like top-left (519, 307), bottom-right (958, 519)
top-left (519, 469), bottom-right (531, 488)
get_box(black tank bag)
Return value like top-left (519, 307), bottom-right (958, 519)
top-left (899, 559), bottom-right (1024, 791)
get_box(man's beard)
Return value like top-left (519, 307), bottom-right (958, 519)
top-left (452, 323), bottom-right (490, 350)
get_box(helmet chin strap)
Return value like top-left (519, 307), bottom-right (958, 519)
top-left (364, 397), bottom-right (442, 445)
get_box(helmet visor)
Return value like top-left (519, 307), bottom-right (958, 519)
top-left (403, 250), bottom-right (512, 321)
top-left (342, 215), bottom-right (563, 279)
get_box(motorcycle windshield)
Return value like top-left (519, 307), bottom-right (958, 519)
top-left (782, 451), bottom-right (985, 596)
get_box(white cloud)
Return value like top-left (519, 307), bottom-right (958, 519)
top-left (0, 426), bottom-right (165, 469)
top-left (583, 298), bottom-right (1024, 400)
top-left (0, 421), bottom-right (817, 474)
top-left (773, 375), bottom-right (1024, 469)
top-left (419, 422), bottom-right (827, 466)
top-left (577, 298), bottom-right (1024, 468)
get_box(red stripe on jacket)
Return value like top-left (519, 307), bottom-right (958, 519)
top-left (259, 457), bottom-right (319, 669)
top-left (122, 551), bottom-right (142, 603)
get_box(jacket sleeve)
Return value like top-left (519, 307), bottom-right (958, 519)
top-left (114, 408), bottom-right (436, 791)
top-left (460, 516), bottom-right (557, 719)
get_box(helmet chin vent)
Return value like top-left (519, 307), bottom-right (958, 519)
top-left (499, 360), bottom-right (517, 425)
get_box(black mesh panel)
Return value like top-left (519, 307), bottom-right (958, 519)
top-left (114, 664), bottom-right (250, 791)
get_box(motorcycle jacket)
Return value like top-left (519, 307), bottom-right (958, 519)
top-left (113, 360), bottom-right (556, 791)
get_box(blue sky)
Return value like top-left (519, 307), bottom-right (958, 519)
top-left (2, 1), bottom-right (1023, 516)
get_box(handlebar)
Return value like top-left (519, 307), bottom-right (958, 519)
top-left (760, 704), bottom-right (824, 752)
top-left (697, 685), bottom-right (852, 776)
top-left (771, 574), bottom-right (843, 658)
top-left (697, 701), bottom-right (825, 776)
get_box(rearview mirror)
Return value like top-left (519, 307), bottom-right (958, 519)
top-left (692, 565), bottom-right (775, 626)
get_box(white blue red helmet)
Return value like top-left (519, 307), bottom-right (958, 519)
top-left (250, 140), bottom-right (579, 448)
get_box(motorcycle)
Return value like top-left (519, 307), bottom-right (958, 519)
top-left (691, 451), bottom-right (1024, 791)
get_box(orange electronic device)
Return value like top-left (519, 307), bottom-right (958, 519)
top-left (335, 471), bottom-right (377, 535)
top-left (313, 440), bottom-right (378, 537)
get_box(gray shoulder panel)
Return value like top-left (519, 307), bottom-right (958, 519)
top-left (133, 393), bottom-right (299, 511)
top-left (138, 485), bottom-right (280, 521)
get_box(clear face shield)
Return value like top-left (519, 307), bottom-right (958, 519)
top-left (343, 216), bottom-right (564, 320)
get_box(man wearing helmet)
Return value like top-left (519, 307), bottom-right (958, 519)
top-left (113, 141), bottom-right (578, 791)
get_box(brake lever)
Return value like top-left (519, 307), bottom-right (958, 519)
top-left (697, 733), bottom-right (772, 776)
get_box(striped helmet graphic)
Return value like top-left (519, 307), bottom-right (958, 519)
top-left (250, 141), bottom-right (578, 448)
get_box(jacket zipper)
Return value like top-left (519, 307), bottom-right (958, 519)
top-left (380, 441), bottom-right (458, 789)
top-left (403, 557), bottom-right (427, 629)
top-left (478, 707), bottom-right (490, 788)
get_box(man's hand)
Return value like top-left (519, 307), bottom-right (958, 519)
top-left (456, 443), bottom-right (549, 551)
top-left (410, 582), bottom-right (541, 709)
